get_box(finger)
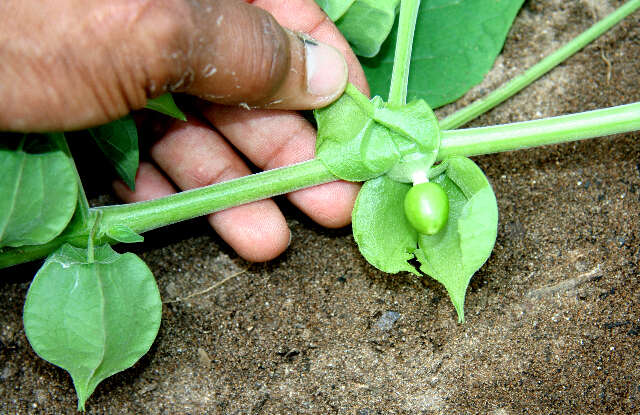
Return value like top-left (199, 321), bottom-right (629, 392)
top-left (0, 0), bottom-right (349, 131)
top-left (201, 0), bottom-right (367, 227)
top-left (177, 0), bottom-right (349, 108)
top-left (251, 0), bottom-right (369, 95)
top-left (149, 117), bottom-right (290, 262)
top-left (202, 105), bottom-right (359, 227)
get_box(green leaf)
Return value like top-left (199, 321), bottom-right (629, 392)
top-left (315, 84), bottom-right (440, 182)
top-left (335, 0), bottom-right (400, 57)
top-left (352, 175), bottom-right (419, 275)
top-left (145, 93), bottom-right (187, 121)
top-left (414, 157), bottom-right (498, 322)
top-left (0, 138), bottom-right (78, 248)
top-left (89, 115), bottom-right (139, 190)
top-left (106, 224), bottom-right (144, 244)
top-left (374, 99), bottom-right (440, 183)
top-left (315, 91), bottom-right (401, 181)
top-left (314, 0), bottom-right (355, 21)
top-left (362, 0), bottom-right (525, 108)
top-left (23, 244), bottom-right (162, 411)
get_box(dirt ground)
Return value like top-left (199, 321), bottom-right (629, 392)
top-left (1, 1), bottom-right (639, 413)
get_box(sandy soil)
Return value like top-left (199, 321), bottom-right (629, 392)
top-left (1, 0), bottom-right (639, 413)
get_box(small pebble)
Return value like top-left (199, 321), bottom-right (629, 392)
top-left (375, 311), bottom-right (401, 331)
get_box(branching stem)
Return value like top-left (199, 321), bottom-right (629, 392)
top-left (439, 0), bottom-right (640, 130)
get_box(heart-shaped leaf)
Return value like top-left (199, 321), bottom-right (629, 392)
top-left (23, 244), bottom-right (162, 411)
top-left (362, 0), bottom-right (525, 108)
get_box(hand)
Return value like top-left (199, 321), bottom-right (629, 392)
top-left (0, 0), bottom-right (368, 261)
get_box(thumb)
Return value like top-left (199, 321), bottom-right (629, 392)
top-left (0, 0), bottom-right (348, 132)
top-left (176, 0), bottom-right (348, 109)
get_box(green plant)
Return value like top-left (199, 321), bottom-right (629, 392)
top-left (1, 0), bottom-right (639, 410)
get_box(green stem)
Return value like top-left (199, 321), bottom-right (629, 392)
top-left (17, 135), bottom-right (26, 151)
top-left (439, 0), bottom-right (640, 130)
top-left (98, 159), bottom-right (337, 235)
top-left (388, 0), bottom-right (421, 106)
top-left (438, 102), bottom-right (640, 159)
top-left (87, 211), bottom-right (102, 263)
top-left (88, 102), bottom-right (640, 233)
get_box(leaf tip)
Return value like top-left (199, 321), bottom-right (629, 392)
top-left (449, 291), bottom-right (466, 324)
top-left (73, 383), bottom-right (89, 412)
top-left (106, 225), bottom-right (144, 244)
top-left (124, 179), bottom-right (136, 191)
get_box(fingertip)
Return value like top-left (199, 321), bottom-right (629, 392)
top-left (304, 18), bottom-right (369, 97)
top-left (289, 180), bottom-right (360, 229)
top-left (234, 29), bottom-right (349, 110)
top-left (208, 200), bottom-right (291, 262)
top-left (303, 36), bottom-right (349, 104)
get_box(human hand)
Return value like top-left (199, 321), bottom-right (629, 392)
top-left (0, 0), bottom-right (368, 261)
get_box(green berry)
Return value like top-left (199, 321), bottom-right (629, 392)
top-left (404, 182), bottom-right (449, 235)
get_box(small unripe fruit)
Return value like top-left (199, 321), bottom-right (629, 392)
top-left (404, 182), bottom-right (449, 235)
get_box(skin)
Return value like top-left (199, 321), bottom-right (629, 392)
top-left (0, 0), bottom-right (369, 262)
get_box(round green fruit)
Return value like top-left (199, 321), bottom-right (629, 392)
top-left (403, 182), bottom-right (449, 235)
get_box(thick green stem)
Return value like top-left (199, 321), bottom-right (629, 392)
top-left (439, 0), bottom-right (640, 130)
top-left (438, 102), bottom-right (640, 159)
top-left (388, 0), bottom-right (421, 106)
top-left (98, 159), bottom-right (337, 235)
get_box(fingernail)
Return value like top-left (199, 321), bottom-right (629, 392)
top-left (305, 38), bottom-right (348, 98)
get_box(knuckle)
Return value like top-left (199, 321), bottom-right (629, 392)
top-left (88, 0), bottom-right (191, 98)
top-left (99, 0), bottom-right (187, 46)
top-left (254, 13), bottom-right (290, 95)
top-left (261, 122), bottom-right (308, 169)
top-left (186, 161), bottom-right (233, 189)
top-left (127, 0), bottom-right (192, 90)
top-left (165, 2), bottom-right (291, 104)
top-left (86, 0), bottom-right (187, 58)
